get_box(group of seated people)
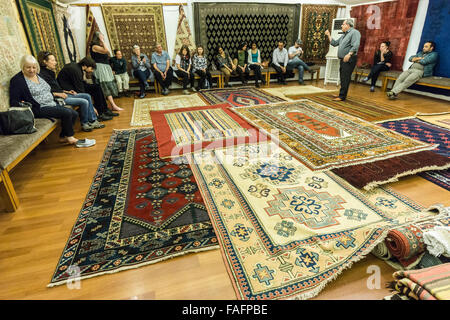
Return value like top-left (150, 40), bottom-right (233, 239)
top-left (8, 27), bottom-right (439, 149)
top-left (107, 38), bottom-right (316, 98)
top-left (361, 40), bottom-right (438, 98)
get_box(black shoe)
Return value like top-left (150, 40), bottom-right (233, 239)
top-left (98, 113), bottom-right (113, 121)
top-left (105, 109), bottom-right (119, 117)
top-left (255, 82), bottom-right (260, 88)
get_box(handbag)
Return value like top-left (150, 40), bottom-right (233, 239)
top-left (0, 101), bottom-right (37, 135)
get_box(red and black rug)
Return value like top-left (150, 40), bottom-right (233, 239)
top-left (49, 129), bottom-right (217, 287)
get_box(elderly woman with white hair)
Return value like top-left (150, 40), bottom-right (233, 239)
top-left (9, 55), bottom-right (95, 148)
top-left (131, 44), bottom-right (153, 98)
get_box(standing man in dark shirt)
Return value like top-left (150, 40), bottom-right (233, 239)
top-left (57, 57), bottom-right (113, 121)
top-left (325, 19), bottom-right (361, 101)
top-left (110, 49), bottom-right (130, 97)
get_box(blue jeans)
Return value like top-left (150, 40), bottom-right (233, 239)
top-left (287, 57), bottom-right (310, 82)
top-left (64, 93), bottom-right (97, 124)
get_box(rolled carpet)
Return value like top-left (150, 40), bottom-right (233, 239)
top-left (385, 214), bottom-right (450, 269)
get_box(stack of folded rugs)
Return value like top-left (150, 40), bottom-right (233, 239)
top-left (384, 263), bottom-right (450, 300)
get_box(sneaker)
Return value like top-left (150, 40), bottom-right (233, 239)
top-left (370, 86), bottom-right (375, 92)
top-left (387, 91), bottom-right (398, 100)
top-left (183, 89), bottom-right (190, 95)
top-left (75, 138), bottom-right (96, 148)
top-left (89, 120), bottom-right (105, 129)
top-left (162, 88), bottom-right (169, 95)
top-left (362, 77), bottom-right (369, 82)
top-left (191, 87), bottom-right (197, 92)
top-left (81, 123), bottom-right (93, 132)
top-left (139, 92), bottom-right (146, 99)
top-left (145, 84), bottom-right (150, 91)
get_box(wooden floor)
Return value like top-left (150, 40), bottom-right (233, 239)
top-left (0, 80), bottom-right (449, 300)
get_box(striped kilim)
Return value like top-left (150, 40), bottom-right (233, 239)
top-left (165, 108), bottom-right (250, 146)
top-left (387, 263), bottom-right (450, 300)
top-left (303, 94), bottom-right (414, 122)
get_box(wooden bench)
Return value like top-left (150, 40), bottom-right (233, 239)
top-left (353, 67), bottom-right (450, 93)
top-left (173, 70), bottom-right (223, 90)
top-left (0, 118), bottom-right (57, 212)
top-left (381, 70), bottom-right (450, 92)
top-left (266, 65), bottom-right (321, 85)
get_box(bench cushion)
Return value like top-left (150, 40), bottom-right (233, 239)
top-left (0, 118), bottom-right (55, 170)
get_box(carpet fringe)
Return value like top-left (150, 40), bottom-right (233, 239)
top-left (47, 245), bottom-right (219, 288)
top-left (362, 163), bottom-right (450, 191)
top-left (284, 204), bottom-right (448, 300)
top-left (415, 111), bottom-right (450, 116)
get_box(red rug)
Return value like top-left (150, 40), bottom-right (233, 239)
top-left (351, 0), bottom-right (419, 71)
top-left (150, 103), bottom-right (268, 159)
top-left (332, 150), bottom-right (450, 190)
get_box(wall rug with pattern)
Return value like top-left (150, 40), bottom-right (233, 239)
top-left (193, 2), bottom-right (300, 66)
top-left (101, 3), bottom-right (168, 74)
top-left (16, 0), bottom-right (65, 71)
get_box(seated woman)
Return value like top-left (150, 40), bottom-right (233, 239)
top-left (247, 42), bottom-right (266, 88)
top-left (89, 31), bottom-right (123, 111)
top-left (192, 45), bottom-right (213, 91)
top-left (233, 42), bottom-right (250, 85)
top-left (131, 44), bottom-right (153, 99)
top-left (362, 41), bottom-right (393, 92)
top-left (215, 46), bottom-right (236, 87)
top-left (174, 45), bottom-right (196, 94)
top-left (37, 51), bottom-right (105, 132)
top-left (9, 55), bottom-right (95, 147)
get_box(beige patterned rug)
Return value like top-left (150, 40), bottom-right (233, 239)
top-left (415, 112), bottom-right (450, 130)
top-left (130, 94), bottom-right (207, 127)
top-left (262, 85), bottom-right (336, 101)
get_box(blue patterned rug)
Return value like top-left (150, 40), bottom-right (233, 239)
top-left (379, 118), bottom-right (450, 190)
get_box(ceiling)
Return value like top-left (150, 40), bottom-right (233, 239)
top-left (58, 0), bottom-right (393, 5)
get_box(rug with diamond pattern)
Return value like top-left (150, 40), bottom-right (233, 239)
top-left (49, 129), bottom-right (217, 287)
top-left (193, 2), bottom-right (300, 66)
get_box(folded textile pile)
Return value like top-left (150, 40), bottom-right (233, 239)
top-left (372, 209), bottom-right (450, 270)
top-left (384, 263), bottom-right (450, 300)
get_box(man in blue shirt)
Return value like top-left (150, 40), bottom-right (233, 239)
top-left (325, 19), bottom-right (361, 101)
top-left (152, 43), bottom-right (173, 95)
top-left (387, 41), bottom-right (439, 100)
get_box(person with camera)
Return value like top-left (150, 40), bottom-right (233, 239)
top-left (131, 45), bottom-right (153, 99)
